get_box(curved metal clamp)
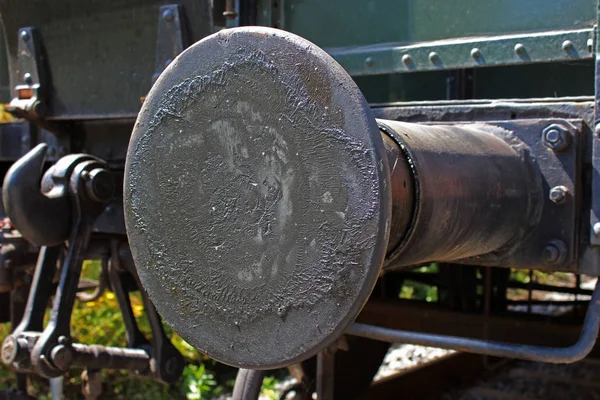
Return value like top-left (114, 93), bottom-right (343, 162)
top-left (3, 144), bottom-right (98, 246)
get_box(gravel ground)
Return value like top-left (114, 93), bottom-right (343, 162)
top-left (374, 344), bottom-right (455, 381)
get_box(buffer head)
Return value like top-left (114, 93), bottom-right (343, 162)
top-left (125, 27), bottom-right (391, 368)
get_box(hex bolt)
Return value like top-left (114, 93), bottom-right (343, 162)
top-left (514, 43), bottom-right (526, 55)
top-left (364, 57), bottom-right (374, 67)
top-left (401, 54), bottom-right (412, 65)
top-left (162, 9), bottom-right (175, 22)
top-left (470, 48), bottom-right (481, 59)
top-left (549, 186), bottom-right (569, 204)
top-left (20, 30), bottom-right (30, 42)
top-left (428, 52), bottom-right (439, 63)
top-left (542, 124), bottom-right (571, 152)
top-left (562, 40), bottom-right (574, 52)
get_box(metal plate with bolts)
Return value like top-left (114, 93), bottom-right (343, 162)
top-left (125, 27), bottom-right (391, 369)
top-left (457, 119), bottom-right (581, 271)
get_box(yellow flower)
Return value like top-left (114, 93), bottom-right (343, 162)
top-left (86, 301), bottom-right (96, 307)
top-left (133, 305), bottom-right (144, 317)
top-left (105, 292), bottom-right (115, 300)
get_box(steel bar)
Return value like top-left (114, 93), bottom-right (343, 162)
top-left (71, 343), bottom-right (150, 372)
top-left (347, 280), bottom-right (600, 363)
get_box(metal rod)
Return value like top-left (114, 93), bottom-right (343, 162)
top-left (347, 280), bottom-right (600, 364)
top-left (71, 343), bottom-right (150, 372)
top-left (316, 350), bottom-right (335, 400)
top-left (50, 376), bottom-right (63, 400)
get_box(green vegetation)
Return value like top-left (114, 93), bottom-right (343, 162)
top-left (0, 261), bottom-right (241, 399)
top-left (399, 263), bottom-right (438, 302)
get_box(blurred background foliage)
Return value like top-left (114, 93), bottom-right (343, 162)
top-left (0, 261), bottom-right (244, 399)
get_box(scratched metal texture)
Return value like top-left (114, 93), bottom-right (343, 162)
top-left (124, 27), bottom-right (391, 369)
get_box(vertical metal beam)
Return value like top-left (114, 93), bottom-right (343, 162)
top-left (316, 350), bottom-right (335, 400)
top-left (590, 0), bottom-right (600, 246)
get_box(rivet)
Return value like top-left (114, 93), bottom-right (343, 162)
top-left (162, 9), bottom-right (175, 22)
top-left (562, 40), bottom-right (574, 52)
top-left (514, 43), bottom-right (526, 55)
top-left (364, 57), bottom-right (374, 67)
top-left (401, 54), bottom-right (412, 65)
top-left (20, 30), bottom-right (30, 42)
top-left (470, 48), bottom-right (481, 59)
top-left (428, 52), bottom-right (439, 63)
top-left (23, 73), bottom-right (32, 84)
top-left (594, 222), bottom-right (600, 238)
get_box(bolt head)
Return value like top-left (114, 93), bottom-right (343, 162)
top-left (1, 336), bottom-right (17, 365)
top-left (20, 30), bottom-right (30, 41)
top-left (593, 222), bottom-right (600, 238)
top-left (549, 186), bottom-right (568, 204)
top-left (545, 129), bottom-right (561, 143)
top-left (542, 244), bottom-right (559, 263)
top-left (470, 48), bottom-right (481, 59)
top-left (562, 40), bottom-right (574, 52)
top-left (58, 335), bottom-right (71, 345)
top-left (364, 57), bottom-right (374, 67)
top-left (23, 73), bottom-right (32, 84)
top-left (401, 54), bottom-right (412, 65)
top-left (541, 240), bottom-right (567, 265)
top-left (542, 124), bottom-right (571, 152)
top-left (514, 43), bottom-right (526, 55)
top-left (428, 52), bottom-right (440, 63)
top-left (162, 9), bottom-right (175, 22)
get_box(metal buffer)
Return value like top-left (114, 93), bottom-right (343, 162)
top-left (124, 27), bottom-right (587, 370)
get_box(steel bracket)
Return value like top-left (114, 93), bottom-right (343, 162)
top-left (152, 5), bottom-right (189, 84)
top-left (9, 27), bottom-right (49, 118)
top-left (468, 118), bottom-right (582, 271)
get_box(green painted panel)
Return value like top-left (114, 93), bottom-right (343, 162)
top-left (280, 0), bottom-right (596, 49)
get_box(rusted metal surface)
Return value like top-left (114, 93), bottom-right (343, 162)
top-left (380, 120), bottom-right (543, 268)
top-left (125, 27), bottom-right (391, 369)
top-left (380, 133), bottom-right (414, 254)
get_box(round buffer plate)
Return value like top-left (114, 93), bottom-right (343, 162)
top-left (125, 27), bottom-right (391, 369)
